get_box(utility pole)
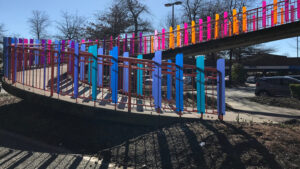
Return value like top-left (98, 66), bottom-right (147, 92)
top-left (165, 1), bottom-right (182, 29)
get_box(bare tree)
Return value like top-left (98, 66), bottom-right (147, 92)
top-left (56, 11), bottom-right (85, 41)
top-left (0, 23), bottom-right (5, 39)
top-left (181, 0), bottom-right (255, 23)
top-left (119, 0), bottom-right (152, 35)
top-left (0, 24), bottom-right (5, 66)
top-left (85, 2), bottom-right (129, 39)
top-left (181, 0), bottom-right (204, 23)
top-left (160, 13), bottom-right (181, 29)
top-left (28, 10), bottom-right (50, 39)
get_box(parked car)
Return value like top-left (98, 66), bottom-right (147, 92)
top-left (183, 76), bottom-right (192, 85)
top-left (246, 76), bottom-right (257, 84)
top-left (255, 76), bottom-right (300, 96)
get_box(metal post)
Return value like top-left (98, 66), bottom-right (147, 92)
top-left (50, 45), bottom-right (54, 97)
top-left (128, 62), bottom-right (132, 113)
top-left (56, 41), bottom-right (61, 94)
top-left (297, 36), bottom-right (299, 58)
top-left (167, 59), bottom-right (172, 101)
top-left (172, 5), bottom-right (175, 29)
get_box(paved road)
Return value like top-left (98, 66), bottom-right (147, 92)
top-left (225, 85), bottom-right (300, 123)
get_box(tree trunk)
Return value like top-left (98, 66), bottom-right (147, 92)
top-left (229, 49), bottom-right (233, 86)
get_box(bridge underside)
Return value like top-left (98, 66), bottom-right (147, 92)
top-left (143, 21), bottom-right (300, 59)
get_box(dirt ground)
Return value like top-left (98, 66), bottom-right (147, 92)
top-left (0, 92), bottom-right (299, 169)
top-left (98, 121), bottom-right (300, 169)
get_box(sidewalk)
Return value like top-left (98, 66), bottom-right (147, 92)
top-left (224, 86), bottom-right (300, 123)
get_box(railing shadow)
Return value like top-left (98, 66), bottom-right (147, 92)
top-left (98, 120), bottom-right (284, 169)
top-left (0, 94), bottom-right (285, 168)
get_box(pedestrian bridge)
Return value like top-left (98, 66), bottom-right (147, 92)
top-left (2, 0), bottom-right (300, 124)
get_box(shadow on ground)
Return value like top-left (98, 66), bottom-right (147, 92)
top-left (0, 99), bottom-right (155, 154)
top-left (0, 95), bottom-right (299, 168)
top-left (98, 120), bottom-right (299, 169)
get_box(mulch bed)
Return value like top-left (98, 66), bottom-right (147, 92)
top-left (247, 96), bottom-right (300, 110)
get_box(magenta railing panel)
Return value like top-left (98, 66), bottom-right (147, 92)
top-left (253, 15), bottom-right (256, 31)
top-left (207, 16), bottom-right (211, 40)
top-left (263, 1), bottom-right (267, 28)
top-left (199, 19), bottom-right (203, 42)
top-left (224, 12), bottom-right (228, 37)
top-left (271, 11), bottom-right (274, 27)
top-left (285, 0), bottom-right (290, 22)
top-left (144, 37), bottom-right (147, 54)
top-left (298, 0), bottom-right (300, 19)
top-left (47, 40), bottom-right (51, 64)
top-left (184, 23), bottom-right (188, 46)
top-left (291, 5), bottom-right (295, 21)
top-left (162, 28), bottom-right (165, 50)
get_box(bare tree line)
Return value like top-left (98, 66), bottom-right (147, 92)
top-left (25, 0), bottom-right (262, 40)
top-left (27, 0), bottom-right (152, 40)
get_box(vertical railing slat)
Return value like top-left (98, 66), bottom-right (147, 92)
top-left (152, 51), bottom-right (162, 111)
top-left (123, 52), bottom-right (129, 93)
top-left (184, 23), bottom-right (188, 45)
top-left (217, 58), bottom-right (226, 118)
top-left (207, 16), bottom-right (211, 40)
top-left (111, 47), bottom-right (119, 104)
top-left (98, 48), bottom-right (103, 87)
top-left (56, 40), bottom-right (61, 94)
top-left (215, 14), bottom-right (219, 39)
top-left (176, 53), bottom-right (184, 113)
top-left (167, 59), bottom-right (172, 101)
top-left (199, 19), bottom-right (203, 42)
top-left (177, 25), bottom-right (181, 47)
top-left (285, 0), bottom-right (289, 23)
top-left (80, 41), bottom-right (85, 81)
top-left (196, 56), bottom-right (205, 115)
top-left (137, 55), bottom-right (143, 96)
top-left (162, 28), bottom-right (166, 49)
top-left (74, 42), bottom-right (79, 98)
top-left (243, 7), bottom-right (247, 32)
top-left (191, 21), bottom-right (196, 44)
top-left (88, 45), bottom-right (98, 101)
top-left (274, 0), bottom-right (278, 25)
top-left (263, 1), bottom-right (267, 28)
top-left (224, 12), bottom-right (228, 37)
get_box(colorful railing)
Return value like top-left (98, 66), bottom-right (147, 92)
top-left (2, 38), bottom-right (226, 119)
top-left (2, 0), bottom-right (300, 119)
top-left (81, 0), bottom-right (300, 56)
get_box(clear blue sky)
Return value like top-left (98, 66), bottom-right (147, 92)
top-left (0, 0), bottom-right (298, 57)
